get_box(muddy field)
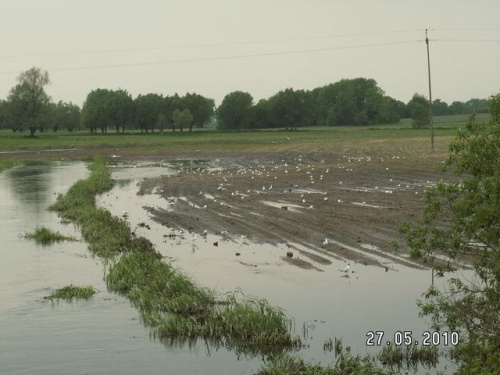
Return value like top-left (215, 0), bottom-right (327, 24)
top-left (1, 138), bottom-right (461, 271)
top-left (132, 147), bottom-right (460, 272)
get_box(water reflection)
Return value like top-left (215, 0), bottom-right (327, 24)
top-left (7, 161), bottom-right (53, 217)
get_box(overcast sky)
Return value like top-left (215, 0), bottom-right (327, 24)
top-left (1, 0), bottom-right (499, 107)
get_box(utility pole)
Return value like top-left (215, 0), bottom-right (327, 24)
top-left (426, 29), bottom-right (434, 151)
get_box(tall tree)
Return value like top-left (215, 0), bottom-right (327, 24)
top-left (82, 89), bottom-right (133, 134)
top-left (400, 93), bottom-right (500, 373)
top-left (216, 91), bottom-right (253, 130)
top-left (173, 109), bottom-right (193, 133)
top-left (164, 94), bottom-right (180, 132)
top-left (52, 101), bottom-right (81, 132)
top-left (250, 99), bottom-right (272, 129)
top-left (407, 93), bottom-right (430, 128)
top-left (182, 93), bottom-right (215, 132)
top-left (0, 99), bottom-right (18, 131)
top-left (7, 67), bottom-right (51, 137)
top-left (432, 99), bottom-right (449, 116)
top-left (134, 93), bottom-right (163, 133)
top-left (82, 89), bottom-right (111, 133)
top-left (109, 89), bottom-right (133, 134)
top-left (268, 88), bottom-right (308, 131)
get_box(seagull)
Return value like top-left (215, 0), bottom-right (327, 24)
top-left (341, 264), bottom-right (351, 273)
top-left (322, 238), bottom-right (329, 247)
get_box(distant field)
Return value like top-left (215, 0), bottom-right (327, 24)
top-left (1, 114), bottom-right (484, 164)
top-left (400, 113), bottom-right (491, 127)
top-left (0, 121), bottom-right (463, 151)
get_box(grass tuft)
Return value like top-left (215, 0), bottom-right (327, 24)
top-left (43, 285), bottom-right (96, 301)
top-left (378, 343), bottom-right (439, 372)
top-left (256, 351), bottom-right (391, 375)
top-left (24, 226), bottom-right (76, 245)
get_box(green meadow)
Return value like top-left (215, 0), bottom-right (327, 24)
top-left (0, 115), bottom-right (479, 156)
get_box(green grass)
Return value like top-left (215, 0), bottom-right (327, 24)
top-left (378, 344), bottom-right (439, 372)
top-left (24, 226), bottom-right (76, 246)
top-left (0, 119), bottom-right (468, 154)
top-left (49, 156), bottom-right (131, 258)
top-left (50, 157), bottom-right (300, 357)
top-left (43, 285), bottom-right (96, 301)
top-left (256, 352), bottom-right (391, 375)
top-left (106, 250), bottom-right (299, 356)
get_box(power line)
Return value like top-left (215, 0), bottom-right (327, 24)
top-left (0, 29), bottom-right (420, 60)
top-left (432, 28), bottom-right (500, 32)
top-left (0, 40), bottom-right (421, 76)
top-left (435, 39), bottom-right (500, 42)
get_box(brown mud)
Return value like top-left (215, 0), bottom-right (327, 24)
top-left (135, 149), bottom-right (460, 271)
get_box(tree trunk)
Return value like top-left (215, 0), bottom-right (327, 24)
top-left (29, 126), bottom-right (36, 137)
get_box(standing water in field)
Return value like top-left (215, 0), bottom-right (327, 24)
top-left (0, 161), bottom-right (257, 375)
top-left (0, 160), bottom-right (462, 374)
top-left (97, 160), bottom-right (462, 374)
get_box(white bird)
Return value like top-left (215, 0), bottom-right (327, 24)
top-left (341, 264), bottom-right (351, 272)
top-left (322, 238), bottom-right (329, 247)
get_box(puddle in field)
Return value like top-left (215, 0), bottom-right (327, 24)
top-left (0, 161), bottom-right (257, 375)
top-left (97, 161), bottom-right (462, 374)
top-left (260, 200), bottom-right (303, 212)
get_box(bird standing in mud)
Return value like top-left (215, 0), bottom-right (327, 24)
top-left (341, 264), bottom-right (350, 273)
top-left (322, 238), bottom-right (329, 247)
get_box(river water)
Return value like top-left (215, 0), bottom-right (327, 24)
top-left (0, 162), bottom-right (255, 375)
top-left (0, 161), bottom-right (459, 374)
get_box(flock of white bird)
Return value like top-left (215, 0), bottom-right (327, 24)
top-left (150, 154), bottom-right (433, 275)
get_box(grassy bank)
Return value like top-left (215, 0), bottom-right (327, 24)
top-left (49, 156), bottom-right (300, 357)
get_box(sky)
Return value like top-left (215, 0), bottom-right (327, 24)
top-left (1, 0), bottom-right (499, 107)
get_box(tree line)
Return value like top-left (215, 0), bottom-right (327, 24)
top-left (0, 67), bottom-right (491, 136)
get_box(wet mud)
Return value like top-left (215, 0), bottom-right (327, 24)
top-left (135, 151), bottom-right (460, 271)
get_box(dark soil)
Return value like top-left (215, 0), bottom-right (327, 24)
top-left (136, 150), bottom-right (460, 271)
